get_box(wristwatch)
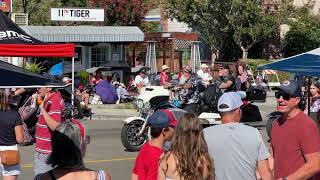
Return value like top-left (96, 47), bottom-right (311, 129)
top-left (282, 177), bottom-right (287, 180)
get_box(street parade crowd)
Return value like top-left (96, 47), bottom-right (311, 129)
top-left (1, 62), bottom-right (320, 180)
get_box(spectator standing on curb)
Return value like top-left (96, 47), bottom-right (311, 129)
top-left (34, 86), bottom-right (65, 176)
top-left (34, 120), bottom-right (111, 180)
top-left (131, 109), bottom-right (176, 180)
top-left (158, 113), bottom-right (214, 180)
top-left (0, 89), bottom-right (24, 180)
top-left (204, 92), bottom-right (272, 180)
top-left (272, 80), bottom-right (320, 180)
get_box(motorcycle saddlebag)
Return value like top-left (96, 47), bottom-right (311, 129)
top-left (240, 103), bottom-right (263, 122)
top-left (247, 88), bottom-right (266, 102)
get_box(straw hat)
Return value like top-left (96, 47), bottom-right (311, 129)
top-left (162, 65), bottom-right (170, 70)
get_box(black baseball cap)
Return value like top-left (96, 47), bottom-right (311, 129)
top-left (275, 80), bottom-right (302, 97)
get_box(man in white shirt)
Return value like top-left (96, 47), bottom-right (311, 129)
top-left (197, 64), bottom-right (212, 85)
top-left (134, 68), bottom-right (149, 93)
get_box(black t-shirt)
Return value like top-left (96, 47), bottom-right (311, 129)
top-left (0, 110), bottom-right (23, 146)
top-left (216, 75), bottom-right (236, 92)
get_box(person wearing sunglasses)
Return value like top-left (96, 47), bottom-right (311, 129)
top-left (216, 65), bottom-right (236, 92)
top-left (271, 80), bottom-right (320, 180)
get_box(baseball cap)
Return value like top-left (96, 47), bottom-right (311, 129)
top-left (274, 80), bottom-right (302, 97)
top-left (162, 65), bottom-right (169, 70)
top-left (201, 64), bottom-right (209, 68)
top-left (63, 77), bottom-right (71, 83)
top-left (148, 109), bottom-right (177, 128)
top-left (218, 92), bottom-right (243, 112)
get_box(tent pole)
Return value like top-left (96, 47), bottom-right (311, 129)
top-left (72, 57), bottom-right (75, 109)
top-left (308, 76), bottom-right (311, 116)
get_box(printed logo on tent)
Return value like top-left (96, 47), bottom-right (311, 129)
top-left (0, 30), bottom-right (32, 42)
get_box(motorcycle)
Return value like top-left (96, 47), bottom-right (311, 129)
top-left (120, 85), bottom-right (222, 151)
top-left (121, 86), bottom-right (171, 151)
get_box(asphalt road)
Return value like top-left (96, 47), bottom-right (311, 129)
top-left (19, 120), bottom-right (138, 180)
top-left (18, 93), bottom-right (278, 180)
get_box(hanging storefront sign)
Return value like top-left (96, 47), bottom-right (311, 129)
top-left (51, 8), bottom-right (104, 21)
top-left (0, 0), bottom-right (11, 12)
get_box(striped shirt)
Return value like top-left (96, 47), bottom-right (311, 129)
top-left (35, 92), bottom-right (64, 154)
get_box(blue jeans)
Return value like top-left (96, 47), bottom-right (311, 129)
top-left (34, 152), bottom-right (52, 176)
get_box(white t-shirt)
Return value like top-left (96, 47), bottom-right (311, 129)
top-left (197, 69), bottom-right (213, 82)
top-left (134, 75), bottom-right (149, 86)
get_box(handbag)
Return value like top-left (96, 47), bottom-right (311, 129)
top-left (0, 150), bottom-right (20, 165)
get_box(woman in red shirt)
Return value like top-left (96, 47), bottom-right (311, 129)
top-left (160, 65), bottom-right (170, 86)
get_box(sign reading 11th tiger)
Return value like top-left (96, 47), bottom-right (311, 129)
top-left (51, 8), bottom-right (104, 22)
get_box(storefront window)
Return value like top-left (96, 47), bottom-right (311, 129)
top-left (111, 44), bottom-right (122, 63)
top-left (91, 46), bottom-right (110, 67)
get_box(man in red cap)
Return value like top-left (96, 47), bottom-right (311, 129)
top-left (131, 109), bottom-right (177, 180)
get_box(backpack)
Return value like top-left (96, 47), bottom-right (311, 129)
top-left (202, 84), bottom-right (222, 106)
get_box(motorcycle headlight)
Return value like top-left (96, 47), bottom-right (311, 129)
top-left (135, 99), bottom-right (144, 109)
top-left (144, 102), bottom-right (151, 110)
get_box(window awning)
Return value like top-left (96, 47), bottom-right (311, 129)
top-left (20, 26), bottom-right (145, 43)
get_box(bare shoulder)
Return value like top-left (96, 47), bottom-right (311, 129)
top-left (159, 152), bottom-right (174, 169)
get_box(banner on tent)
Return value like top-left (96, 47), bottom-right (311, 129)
top-left (0, 0), bottom-right (11, 12)
top-left (51, 8), bottom-right (104, 21)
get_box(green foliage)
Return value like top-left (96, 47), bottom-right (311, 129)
top-left (13, 0), bottom-right (62, 25)
top-left (165, 0), bottom-right (277, 60)
top-left (140, 21), bottom-right (161, 32)
top-left (24, 61), bottom-right (45, 73)
top-left (283, 13), bottom-right (320, 57)
top-left (227, 0), bottom-right (277, 59)
top-left (60, 0), bottom-right (87, 7)
top-left (89, 0), bottom-right (152, 26)
top-left (165, 0), bottom-right (231, 58)
top-left (77, 70), bottom-right (90, 84)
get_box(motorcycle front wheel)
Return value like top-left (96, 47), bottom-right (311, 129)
top-left (121, 120), bottom-right (147, 152)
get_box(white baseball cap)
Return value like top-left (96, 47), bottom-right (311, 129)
top-left (201, 64), bottom-right (209, 68)
top-left (217, 92), bottom-right (243, 112)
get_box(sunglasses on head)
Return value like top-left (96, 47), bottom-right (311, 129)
top-left (275, 91), bottom-right (295, 101)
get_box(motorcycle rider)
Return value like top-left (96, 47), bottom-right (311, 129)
top-left (216, 65), bottom-right (236, 92)
top-left (176, 66), bottom-right (202, 105)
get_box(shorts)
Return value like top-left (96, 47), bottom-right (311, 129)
top-left (0, 145), bottom-right (21, 176)
top-left (34, 152), bottom-right (52, 176)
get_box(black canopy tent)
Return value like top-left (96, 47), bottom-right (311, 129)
top-left (0, 60), bottom-right (62, 88)
top-left (0, 10), bottom-right (76, 104)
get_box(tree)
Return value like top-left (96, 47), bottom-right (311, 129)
top-left (13, 0), bottom-right (87, 25)
top-left (166, 0), bottom-right (232, 62)
top-left (283, 13), bottom-right (320, 57)
top-left (227, 0), bottom-right (277, 59)
top-left (89, 0), bottom-right (152, 26)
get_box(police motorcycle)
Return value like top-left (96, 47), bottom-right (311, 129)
top-left (121, 86), bottom-right (181, 151)
top-left (120, 79), bottom-right (224, 151)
